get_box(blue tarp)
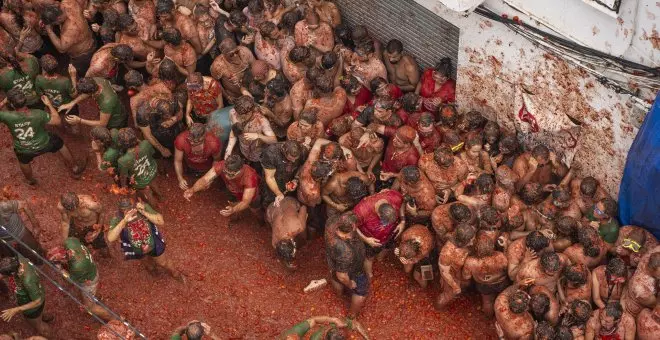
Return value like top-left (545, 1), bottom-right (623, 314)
top-left (618, 92), bottom-right (660, 239)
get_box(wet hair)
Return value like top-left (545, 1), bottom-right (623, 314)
top-left (278, 11), bottom-right (300, 32)
top-left (235, 96), bottom-right (256, 115)
top-left (289, 46), bottom-right (311, 63)
top-left (299, 109), bottom-right (318, 126)
top-left (400, 239), bottom-right (421, 259)
top-left (41, 5), bottom-right (63, 25)
top-left (341, 75), bottom-right (361, 93)
top-left (258, 21), bottom-right (277, 39)
top-left (400, 93), bottom-right (420, 113)
top-left (310, 161), bottom-right (333, 182)
top-left (329, 117), bottom-right (351, 137)
top-left (117, 128), bottom-right (139, 150)
top-left (508, 290), bottom-right (530, 314)
top-left (499, 135), bottom-right (519, 154)
top-left (529, 293), bottom-right (550, 320)
top-left (356, 40), bottom-right (375, 54)
top-left (60, 192), bottom-right (80, 211)
top-left (556, 216), bottom-right (577, 237)
top-left (649, 253), bottom-right (660, 271)
top-left (162, 27), bottom-right (182, 46)
top-left (90, 126), bottom-right (112, 146)
top-left (77, 77), bottom-right (99, 94)
top-left (189, 123), bottom-right (206, 141)
top-left (604, 302), bottom-right (623, 321)
top-left (454, 223), bottom-right (476, 248)
top-left (419, 113), bottom-right (434, 128)
top-left (321, 52), bottom-right (338, 70)
top-left (275, 239), bottom-right (295, 263)
top-left (534, 321), bottom-right (555, 340)
top-left (525, 231), bottom-right (550, 252)
top-left (118, 13), bottom-right (136, 30)
top-left (606, 257), bottom-right (627, 277)
top-left (334, 23), bottom-right (352, 44)
top-left (156, 0), bottom-right (174, 15)
top-left (532, 145), bottom-right (550, 160)
top-left (346, 177), bottom-right (369, 203)
top-left (434, 57), bottom-right (452, 77)
top-left (552, 187), bottom-right (571, 204)
top-left (265, 79), bottom-right (286, 100)
top-left (579, 177), bottom-right (598, 197)
top-left (102, 8), bottom-right (120, 29)
top-left (6, 88), bottom-right (26, 109)
top-left (369, 77), bottom-right (387, 94)
top-left (158, 58), bottom-right (179, 81)
top-left (100, 24), bottom-right (116, 45)
top-left (225, 154), bottom-right (244, 173)
top-left (600, 198), bottom-right (618, 218)
top-left (577, 226), bottom-right (598, 250)
top-left (283, 140), bottom-right (302, 160)
top-left (39, 55), bottom-right (59, 75)
top-left (185, 322), bottom-right (204, 340)
top-left (0, 256), bottom-right (19, 275)
top-left (111, 44), bottom-right (134, 63)
top-left (569, 300), bottom-right (592, 324)
top-left (229, 9), bottom-right (248, 26)
top-left (475, 174), bottom-right (495, 194)
top-left (248, 0), bottom-right (264, 13)
top-left (484, 121), bottom-right (500, 137)
top-left (219, 38), bottom-right (238, 55)
top-left (540, 251), bottom-right (561, 273)
top-left (555, 326), bottom-right (573, 340)
top-left (439, 105), bottom-right (458, 126)
top-left (563, 264), bottom-right (588, 285)
top-left (124, 70), bottom-right (144, 88)
top-left (325, 328), bottom-right (345, 340)
top-left (351, 25), bottom-right (369, 42)
top-left (401, 165), bottom-right (420, 184)
top-left (336, 212), bottom-right (358, 234)
top-left (314, 76), bottom-right (334, 95)
top-left (386, 39), bottom-right (403, 54)
top-left (449, 203), bottom-right (472, 223)
top-left (520, 183), bottom-right (544, 205)
top-left (465, 137), bottom-right (483, 150)
top-left (156, 98), bottom-right (178, 118)
top-left (479, 205), bottom-right (499, 226)
top-left (321, 142), bottom-right (342, 161)
top-left (465, 111), bottom-right (486, 131)
top-left (306, 67), bottom-right (323, 83)
top-left (377, 203), bottom-right (397, 225)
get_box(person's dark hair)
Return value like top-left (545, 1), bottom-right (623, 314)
top-left (555, 326), bottom-right (573, 340)
top-left (534, 321), bottom-right (555, 340)
top-left (334, 23), bottom-right (352, 44)
top-left (577, 226), bottom-right (597, 249)
top-left (275, 239), bottom-right (295, 263)
top-left (552, 187), bottom-right (571, 204)
top-left (418, 113), bottom-right (434, 128)
top-left (401, 166), bottom-right (420, 184)
top-left (604, 302), bottom-right (623, 321)
top-left (124, 70), bottom-right (144, 88)
top-left (6, 88), bottom-right (26, 109)
top-left (525, 231), bottom-right (550, 252)
top-left (336, 212), bottom-right (357, 234)
top-left (386, 39), bottom-right (403, 54)
top-left (579, 177), bottom-right (598, 197)
top-left (325, 327), bottom-right (346, 340)
top-left (556, 216), bottom-right (577, 237)
top-left (102, 8), bottom-right (120, 29)
top-left (283, 140), bottom-right (302, 160)
top-left (305, 66), bottom-right (322, 84)
top-left (289, 46), bottom-right (311, 63)
top-left (442, 132), bottom-right (460, 149)
top-left (39, 55), bottom-right (59, 75)
top-left (499, 135), bottom-right (519, 154)
top-left (400, 93), bottom-right (420, 113)
top-left (321, 52), bottom-right (338, 70)
top-left (314, 76), bottom-right (334, 96)
top-left (278, 11), bottom-right (300, 32)
top-left (341, 75), bottom-right (361, 93)
top-left (90, 126), bottom-right (112, 146)
top-left (356, 40), bottom-right (375, 54)
top-left (297, 109), bottom-right (317, 126)
top-left (60, 192), bottom-right (80, 211)
top-left (118, 13), bottom-right (135, 30)
top-left (248, 0), bottom-right (264, 13)
top-left (346, 177), bottom-right (369, 203)
top-left (569, 300), bottom-right (592, 324)
top-left (475, 174), bottom-right (495, 194)
top-left (162, 27), bottom-right (182, 46)
top-left (310, 161), bottom-right (333, 182)
top-left (156, 98), bottom-right (178, 118)
top-left (185, 322), bottom-right (204, 340)
top-left (235, 96), bottom-right (256, 115)
top-left (563, 264), bottom-right (588, 285)
top-left (117, 128), bottom-right (139, 150)
top-left (484, 121), bottom-right (500, 138)
top-left (225, 154), bottom-right (244, 172)
top-left (606, 257), bottom-right (627, 277)
top-left (465, 137), bottom-right (483, 150)
top-left (158, 58), bottom-right (179, 81)
top-left (111, 44), bottom-right (134, 63)
top-left (229, 9), bottom-right (247, 26)
top-left (76, 77), bottom-right (99, 94)
top-left (133, 103), bottom-right (153, 127)
top-left (258, 21), bottom-right (277, 39)
top-left (532, 145), bottom-right (550, 160)
top-left (529, 293), bottom-right (550, 320)
top-left (454, 223), bottom-right (476, 248)
top-left (520, 183), bottom-right (544, 205)
top-left (508, 290), bottom-right (530, 314)
top-left (400, 238), bottom-right (421, 260)
top-left (156, 0), bottom-right (174, 15)
top-left (449, 203), bottom-right (472, 223)
top-left (479, 205), bottom-right (499, 226)
top-left (600, 198), bottom-right (618, 218)
top-left (41, 5), bottom-right (63, 25)
top-left (0, 256), bottom-right (19, 276)
top-left (369, 77), bottom-right (387, 94)
top-left (540, 251), bottom-right (561, 273)
top-left (266, 78), bottom-right (288, 100)
top-left (465, 111), bottom-right (486, 131)
top-left (434, 57), bottom-right (452, 77)
top-left (377, 203), bottom-right (396, 224)
top-left (475, 233), bottom-right (495, 257)
top-left (189, 123), bottom-right (206, 141)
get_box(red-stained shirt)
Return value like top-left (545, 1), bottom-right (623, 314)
top-left (174, 131), bottom-right (222, 171)
top-left (344, 86), bottom-right (372, 116)
top-left (188, 79), bottom-right (222, 119)
top-left (353, 190), bottom-right (403, 243)
top-left (212, 162), bottom-right (260, 202)
top-left (418, 128), bottom-right (443, 153)
top-left (380, 127), bottom-right (420, 173)
top-left (419, 68), bottom-right (456, 104)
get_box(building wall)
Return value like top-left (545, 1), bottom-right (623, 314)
top-left (412, 0), bottom-right (657, 196)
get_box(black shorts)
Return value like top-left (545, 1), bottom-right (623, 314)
top-left (475, 278), bottom-right (511, 295)
top-left (365, 238), bottom-right (395, 258)
top-left (333, 271), bottom-right (369, 297)
top-left (15, 133), bottom-right (64, 164)
top-left (69, 226), bottom-right (107, 249)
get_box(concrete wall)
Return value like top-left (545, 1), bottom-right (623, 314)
top-left (413, 0), bottom-right (659, 196)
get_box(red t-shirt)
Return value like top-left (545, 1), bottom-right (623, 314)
top-left (344, 86), bottom-right (373, 116)
top-left (419, 68), bottom-right (456, 104)
top-left (418, 128), bottom-right (443, 153)
top-left (353, 190), bottom-right (403, 243)
top-left (174, 131), bottom-right (222, 171)
top-left (188, 79), bottom-right (222, 118)
top-left (381, 140), bottom-right (419, 173)
top-left (212, 162), bottom-right (260, 202)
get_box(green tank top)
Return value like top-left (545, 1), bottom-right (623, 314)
top-left (64, 237), bottom-right (98, 283)
top-left (0, 56), bottom-right (39, 106)
top-left (118, 140), bottom-right (158, 189)
top-left (34, 75), bottom-right (74, 108)
top-left (94, 78), bottom-right (127, 129)
top-left (0, 109), bottom-right (51, 153)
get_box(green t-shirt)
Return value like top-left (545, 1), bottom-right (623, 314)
top-left (101, 129), bottom-right (121, 171)
top-left (109, 203), bottom-right (159, 254)
top-left (170, 334), bottom-right (182, 340)
top-left (34, 75), bottom-right (74, 108)
top-left (0, 109), bottom-right (51, 153)
top-left (117, 140), bottom-right (158, 189)
top-left (13, 257), bottom-right (45, 315)
top-left (598, 219), bottom-right (620, 244)
top-left (282, 320), bottom-right (312, 338)
top-left (310, 319), bottom-right (353, 340)
top-left (94, 78), bottom-right (127, 129)
top-left (64, 237), bottom-right (98, 283)
top-left (0, 55), bottom-right (40, 106)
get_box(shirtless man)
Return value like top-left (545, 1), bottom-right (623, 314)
top-left (115, 14), bottom-right (157, 61)
top-left (267, 196), bottom-right (308, 269)
top-left (430, 202), bottom-right (472, 247)
top-left (564, 226), bottom-right (607, 269)
top-left (297, 141), bottom-right (336, 208)
top-left (146, 27), bottom-right (197, 76)
top-left (419, 145), bottom-right (468, 203)
top-left (224, 95), bottom-right (277, 165)
top-left (338, 127), bottom-right (383, 175)
top-left (461, 233), bottom-right (508, 317)
top-left (613, 225), bottom-right (658, 268)
top-left (435, 223), bottom-right (474, 309)
top-left (127, 0), bottom-right (156, 40)
top-left (506, 231), bottom-right (551, 280)
top-left (287, 108), bottom-right (325, 151)
top-left (558, 264), bottom-right (592, 306)
top-left (395, 224), bottom-right (434, 288)
top-left (255, 21), bottom-right (284, 70)
top-left (492, 165), bottom-right (519, 213)
top-left (592, 257), bottom-right (628, 309)
top-left (620, 248), bottom-right (660, 317)
top-left (585, 302), bottom-right (636, 340)
top-left (155, 0), bottom-right (203, 54)
top-left (308, 0), bottom-right (341, 28)
top-left (41, 1), bottom-right (95, 75)
top-left (393, 165), bottom-right (437, 223)
top-left (85, 43), bottom-right (144, 79)
top-left (211, 39), bottom-right (256, 103)
top-left (125, 70), bottom-right (173, 126)
top-left (568, 175), bottom-right (610, 215)
top-left (636, 303), bottom-right (660, 340)
top-left (383, 39), bottom-right (419, 92)
top-left (513, 145), bottom-right (567, 190)
top-left (345, 40), bottom-right (386, 87)
top-left (561, 299), bottom-right (593, 340)
top-left (494, 279), bottom-right (535, 340)
top-left (290, 66), bottom-right (319, 117)
top-left (1, 0), bottom-right (42, 54)
top-left (58, 192), bottom-right (108, 255)
top-left (516, 251), bottom-right (568, 293)
top-left (263, 78), bottom-right (293, 138)
top-left (553, 216), bottom-right (577, 252)
top-left (294, 8), bottom-right (333, 54)
top-left (303, 76), bottom-right (347, 126)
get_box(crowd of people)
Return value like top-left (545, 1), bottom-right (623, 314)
top-left (0, 0), bottom-right (658, 339)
